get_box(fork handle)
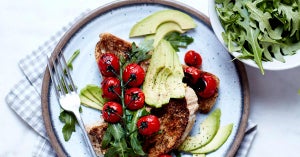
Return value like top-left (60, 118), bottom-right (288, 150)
top-left (73, 111), bottom-right (98, 157)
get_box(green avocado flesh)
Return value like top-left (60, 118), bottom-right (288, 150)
top-left (191, 123), bottom-right (233, 154)
top-left (142, 39), bottom-right (185, 108)
top-left (179, 109), bottom-right (221, 151)
top-left (192, 154), bottom-right (206, 157)
top-left (145, 22), bottom-right (186, 47)
top-left (79, 84), bottom-right (107, 110)
top-left (129, 9), bottom-right (196, 37)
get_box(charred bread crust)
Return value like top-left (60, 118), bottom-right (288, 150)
top-left (95, 33), bottom-right (132, 63)
top-left (95, 32), bottom-right (151, 72)
top-left (198, 72), bottom-right (220, 113)
top-left (86, 122), bottom-right (108, 156)
top-left (142, 98), bottom-right (190, 157)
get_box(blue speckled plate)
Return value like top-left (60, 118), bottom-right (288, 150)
top-left (42, 0), bottom-right (249, 157)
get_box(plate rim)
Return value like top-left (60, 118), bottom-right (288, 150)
top-left (41, 0), bottom-right (250, 157)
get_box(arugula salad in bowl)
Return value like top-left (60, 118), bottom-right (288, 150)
top-left (209, 0), bottom-right (300, 74)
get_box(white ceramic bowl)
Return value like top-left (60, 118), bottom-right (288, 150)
top-left (208, 0), bottom-right (300, 71)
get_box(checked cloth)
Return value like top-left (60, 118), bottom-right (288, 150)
top-left (5, 10), bottom-right (257, 157)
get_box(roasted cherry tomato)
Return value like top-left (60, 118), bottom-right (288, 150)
top-left (98, 52), bottom-right (120, 77)
top-left (159, 155), bottom-right (172, 157)
top-left (183, 66), bottom-right (202, 85)
top-left (195, 72), bottom-right (217, 98)
top-left (123, 63), bottom-right (145, 87)
top-left (101, 77), bottom-right (121, 100)
top-left (124, 88), bottom-right (145, 110)
top-left (184, 50), bottom-right (202, 68)
top-left (102, 101), bottom-right (123, 123)
top-left (137, 115), bottom-right (160, 136)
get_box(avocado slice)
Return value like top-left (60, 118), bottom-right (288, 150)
top-left (79, 84), bottom-right (108, 110)
top-left (130, 10), bottom-right (196, 37)
top-left (190, 123), bottom-right (233, 154)
top-left (152, 67), bottom-right (173, 106)
top-left (145, 22), bottom-right (186, 47)
top-left (179, 109), bottom-right (221, 151)
top-left (166, 46), bottom-right (185, 98)
top-left (143, 39), bottom-right (185, 107)
top-left (143, 39), bottom-right (172, 107)
top-left (193, 154), bottom-right (206, 157)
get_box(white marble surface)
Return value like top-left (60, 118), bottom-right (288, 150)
top-left (0, 0), bottom-right (300, 157)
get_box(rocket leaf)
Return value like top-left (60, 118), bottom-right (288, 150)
top-left (216, 0), bottom-right (300, 74)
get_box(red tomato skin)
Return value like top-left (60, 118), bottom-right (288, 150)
top-left (159, 155), bottom-right (172, 157)
top-left (101, 77), bottom-right (121, 100)
top-left (184, 50), bottom-right (202, 68)
top-left (98, 53), bottom-right (120, 77)
top-left (102, 102), bottom-right (123, 123)
top-left (183, 66), bottom-right (202, 85)
top-left (196, 73), bottom-right (217, 98)
top-left (124, 88), bottom-right (145, 110)
top-left (137, 115), bottom-right (160, 136)
top-left (123, 63), bottom-right (145, 87)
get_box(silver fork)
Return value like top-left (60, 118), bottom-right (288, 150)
top-left (47, 54), bottom-right (97, 157)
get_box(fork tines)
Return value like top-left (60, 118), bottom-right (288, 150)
top-left (47, 53), bottom-right (76, 97)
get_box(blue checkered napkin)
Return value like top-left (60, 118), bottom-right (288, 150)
top-left (6, 65), bottom-right (56, 157)
top-left (5, 10), bottom-right (257, 157)
top-left (5, 11), bottom-right (90, 157)
top-left (5, 36), bottom-right (60, 157)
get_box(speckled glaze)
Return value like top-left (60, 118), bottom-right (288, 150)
top-left (41, 0), bottom-right (249, 157)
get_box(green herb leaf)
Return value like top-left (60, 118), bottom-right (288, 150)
top-left (59, 111), bottom-right (77, 141)
top-left (109, 123), bottom-right (125, 140)
top-left (67, 49), bottom-right (80, 70)
top-left (164, 32), bottom-right (194, 52)
top-left (126, 108), bottom-right (149, 155)
top-left (126, 40), bottom-right (153, 65)
top-left (104, 124), bottom-right (129, 157)
top-left (216, 0), bottom-right (300, 75)
top-left (101, 128), bottom-right (112, 148)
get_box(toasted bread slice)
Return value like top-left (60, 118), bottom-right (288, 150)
top-left (197, 72), bottom-right (220, 113)
top-left (95, 32), bottom-right (151, 72)
top-left (86, 122), bottom-right (108, 156)
top-left (142, 87), bottom-right (198, 157)
top-left (95, 33), bottom-right (132, 63)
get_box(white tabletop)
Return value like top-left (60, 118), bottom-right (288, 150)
top-left (1, 0), bottom-right (300, 157)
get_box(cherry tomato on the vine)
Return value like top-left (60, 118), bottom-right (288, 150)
top-left (101, 77), bottom-right (121, 100)
top-left (123, 63), bottom-right (145, 87)
top-left (183, 66), bottom-right (202, 85)
top-left (102, 101), bottom-right (123, 123)
top-left (124, 88), bottom-right (145, 110)
top-left (195, 72), bottom-right (217, 98)
top-left (98, 52), bottom-right (120, 77)
top-left (137, 115), bottom-right (160, 136)
top-left (184, 50), bottom-right (202, 68)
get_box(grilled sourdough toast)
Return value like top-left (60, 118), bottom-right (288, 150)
top-left (143, 87), bottom-right (198, 157)
top-left (95, 33), bottom-right (132, 63)
top-left (86, 122), bottom-right (108, 156)
top-left (88, 33), bottom-right (219, 156)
